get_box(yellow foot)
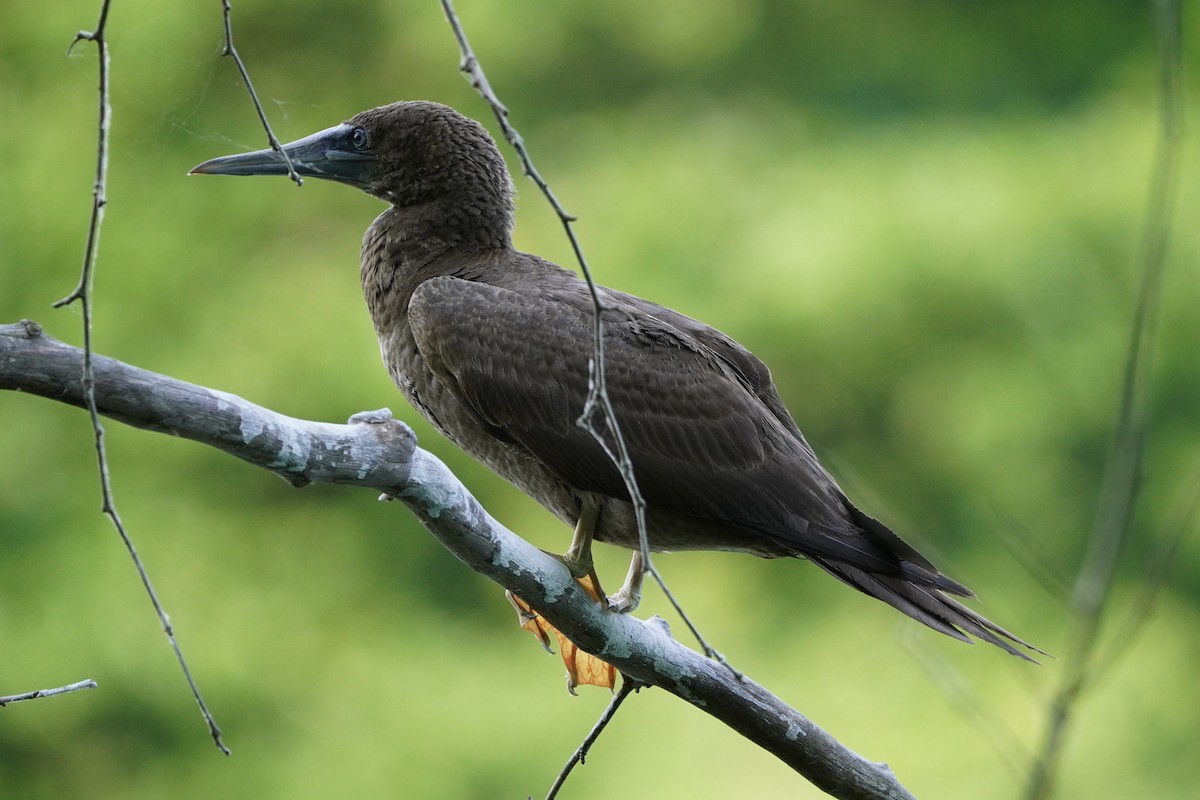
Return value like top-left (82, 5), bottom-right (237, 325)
top-left (506, 576), bottom-right (617, 693)
top-left (546, 548), bottom-right (643, 614)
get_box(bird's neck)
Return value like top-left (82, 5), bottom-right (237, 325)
top-left (376, 196), bottom-right (512, 250)
top-left (359, 206), bottom-right (505, 330)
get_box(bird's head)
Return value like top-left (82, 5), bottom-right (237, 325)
top-left (191, 101), bottom-right (515, 247)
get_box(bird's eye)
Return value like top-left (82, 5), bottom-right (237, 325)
top-left (351, 127), bottom-right (369, 150)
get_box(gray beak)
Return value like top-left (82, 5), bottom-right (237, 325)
top-left (190, 123), bottom-right (374, 187)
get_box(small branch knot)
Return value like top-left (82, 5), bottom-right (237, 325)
top-left (67, 30), bottom-right (96, 54)
top-left (350, 409), bottom-right (418, 461)
top-left (280, 472), bottom-right (313, 489)
top-left (347, 408), bottom-right (396, 425)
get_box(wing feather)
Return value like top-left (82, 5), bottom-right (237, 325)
top-left (408, 273), bottom-right (949, 580)
top-left (406, 270), bottom-right (1039, 658)
top-left (408, 275), bottom-right (844, 536)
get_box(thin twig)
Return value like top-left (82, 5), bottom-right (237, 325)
top-left (0, 680), bottom-right (99, 707)
top-left (1025, 2), bottom-right (1182, 797)
top-left (545, 676), bottom-right (642, 800)
top-left (437, 0), bottom-right (734, 673)
top-left (985, 502), bottom-right (1073, 601)
top-left (1089, 459), bottom-right (1200, 685)
top-left (218, 0), bottom-right (301, 185)
top-left (54, 0), bottom-right (229, 755)
top-left (899, 630), bottom-right (1028, 778)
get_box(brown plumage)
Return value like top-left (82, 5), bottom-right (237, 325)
top-left (192, 101), bottom-right (1041, 660)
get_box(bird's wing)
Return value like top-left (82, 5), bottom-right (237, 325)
top-left (608, 290), bottom-right (801, 435)
top-left (609, 287), bottom-right (954, 580)
top-left (408, 274), bottom-right (1049, 659)
top-left (408, 274), bottom-right (856, 546)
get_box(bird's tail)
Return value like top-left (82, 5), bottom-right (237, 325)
top-left (812, 498), bottom-right (1046, 662)
top-left (806, 555), bottom-right (1045, 662)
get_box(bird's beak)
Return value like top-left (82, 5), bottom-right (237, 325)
top-left (190, 123), bottom-right (374, 187)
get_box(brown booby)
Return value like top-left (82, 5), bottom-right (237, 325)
top-left (193, 101), bottom-right (1039, 660)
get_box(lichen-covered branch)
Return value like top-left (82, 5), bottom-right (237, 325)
top-left (0, 320), bottom-right (915, 800)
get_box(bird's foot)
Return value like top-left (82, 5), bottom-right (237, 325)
top-left (506, 590), bottom-right (555, 653)
top-left (547, 550), bottom-right (642, 614)
top-left (552, 545), bottom-right (595, 581)
top-left (546, 548), bottom-right (613, 600)
top-left (604, 550), bottom-right (645, 613)
top-left (506, 589), bottom-right (616, 692)
top-left (605, 584), bottom-right (641, 614)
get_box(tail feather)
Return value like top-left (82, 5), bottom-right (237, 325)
top-left (840, 496), bottom-right (975, 597)
top-left (756, 492), bottom-right (1043, 659)
top-left (809, 555), bottom-right (1045, 662)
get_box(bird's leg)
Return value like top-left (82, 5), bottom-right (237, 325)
top-left (605, 550), bottom-right (645, 614)
top-left (558, 496), bottom-right (601, 582)
top-left (508, 495), bottom-right (619, 690)
top-left (559, 497), bottom-right (644, 613)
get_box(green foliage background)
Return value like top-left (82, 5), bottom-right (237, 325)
top-left (1, 1), bottom-right (1198, 798)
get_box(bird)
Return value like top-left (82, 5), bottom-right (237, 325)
top-left (192, 100), bottom-right (1040, 660)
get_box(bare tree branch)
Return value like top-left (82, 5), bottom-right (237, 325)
top-left (0, 320), bottom-right (916, 800)
top-left (55, 0), bottom-right (228, 755)
top-left (0, 680), bottom-right (99, 708)
top-left (1025, 1), bottom-right (1183, 797)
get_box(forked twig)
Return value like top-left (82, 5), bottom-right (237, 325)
top-left (55, 0), bottom-right (229, 755)
top-left (437, 0), bottom-right (735, 674)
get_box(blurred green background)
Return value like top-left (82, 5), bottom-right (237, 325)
top-left (2, 1), bottom-right (1198, 798)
